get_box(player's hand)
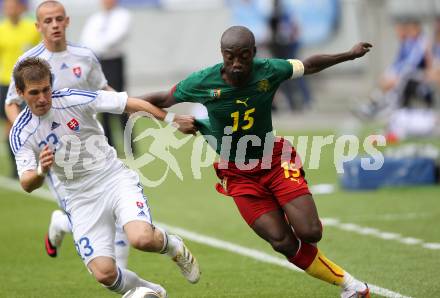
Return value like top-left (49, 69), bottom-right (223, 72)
top-left (350, 42), bottom-right (372, 59)
top-left (174, 115), bottom-right (198, 135)
top-left (39, 145), bottom-right (54, 174)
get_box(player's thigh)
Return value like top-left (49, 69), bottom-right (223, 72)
top-left (251, 208), bottom-right (296, 245)
top-left (282, 194), bottom-right (322, 242)
top-left (265, 159), bottom-right (311, 207)
top-left (69, 197), bottom-right (116, 266)
top-left (232, 192), bottom-right (279, 227)
top-left (113, 167), bottom-right (152, 228)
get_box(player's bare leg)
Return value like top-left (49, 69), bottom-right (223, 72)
top-left (87, 256), bottom-right (167, 297)
top-left (282, 194), bottom-right (370, 298)
top-left (124, 220), bottom-right (200, 284)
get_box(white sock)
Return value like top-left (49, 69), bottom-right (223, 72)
top-left (106, 267), bottom-right (164, 295)
top-left (164, 234), bottom-right (181, 258)
top-left (49, 211), bottom-right (71, 246)
top-left (156, 227), bottom-right (180, 257)
top-left (342, 272), bottom-right (366, 291)
top-left (115, 226), bottom-right (129, 269)
top-left (55, 212), bottom-right (71, 234)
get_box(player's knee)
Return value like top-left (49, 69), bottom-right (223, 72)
top-left (93, 266), bottom-right (118, 286)
top-left (130, 232), bottom-right (156, 251)
top-left (269, 233), bottom-right (298, 255)
top-left (297, 224), bottom-right (322, 243)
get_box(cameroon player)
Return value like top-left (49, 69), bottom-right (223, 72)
top-left (142, 26), bottom-right (372, 297)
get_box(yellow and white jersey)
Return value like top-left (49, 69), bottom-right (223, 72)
top-left (10, 89), bottom-right (127, 196)
top-left (6, 42), bottom-right (107, 105)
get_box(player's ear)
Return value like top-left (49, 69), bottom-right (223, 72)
top-left (253, 46), bottom-right (257, 57)
top-left (16, 86), bottom-right (24, 97)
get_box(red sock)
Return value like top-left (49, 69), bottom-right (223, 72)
top-left (288, 241), bottom-right (318, 270)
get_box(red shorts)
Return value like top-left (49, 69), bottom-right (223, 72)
top-left (214, 138), bottom-right (311, 226)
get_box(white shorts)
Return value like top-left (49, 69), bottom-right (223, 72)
top-left (65, 165), bottom-right (152, 265)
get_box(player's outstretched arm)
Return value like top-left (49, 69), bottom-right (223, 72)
top-left (139, 91), bottom-right (177, 108)
top-left (20, 145), bottom-right (53, 193)
top-left (125, 97), bottom-right (197, 135)
top-left (302, 42), bottom-right (372, 75)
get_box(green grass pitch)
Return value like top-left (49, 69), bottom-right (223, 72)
top-left (0, 120), bottom-right (439, 297)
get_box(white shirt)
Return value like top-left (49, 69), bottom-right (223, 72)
top-left (80, 7), bottom-right (131, 60)
top-left (10, 89), bottom-right (127, 195)
top-left (6, 42), bottom-right (108, 105)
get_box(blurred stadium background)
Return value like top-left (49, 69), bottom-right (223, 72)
top-left (1, 0), bottom-right (440, 297)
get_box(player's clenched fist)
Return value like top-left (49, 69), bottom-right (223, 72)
top-left (39, 145), bottom-right (54, 174)
top-left (350, 42), bottom-right (373, 59)
top-left (174, 115), bottom-right (198, 135)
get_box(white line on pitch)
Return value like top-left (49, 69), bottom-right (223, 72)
top-left (321, 218), bottom-right (440, 250)
top-left (0, 176), bottom-right (410, 298)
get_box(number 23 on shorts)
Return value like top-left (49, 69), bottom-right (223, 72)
top-left (75, 236), bottom-right (94, 260)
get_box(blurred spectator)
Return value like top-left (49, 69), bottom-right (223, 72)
top-left (269, 0), bottom-right (312, 111)
top-left (80, 0), bottom-right (134, 154)
top-left (386, 79), bottom-right (437, 142)
top-left (356, 18), bottom-right (431, 119)
top-left (0, 0), bottom-right (40, 177)
top-left (426, 16), bottom-right (440, 88)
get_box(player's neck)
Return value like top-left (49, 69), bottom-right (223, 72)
top-left (221, 70), bottom-right (250, 87)
top-left (224, 76), bottom-right (250, 87)
top-left (44, 40), bottom-right (67, 53)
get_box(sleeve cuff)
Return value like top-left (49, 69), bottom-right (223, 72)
top-left (5, 97), bottom-right (24, 105)
top-left (119, 91), bottom-right (128, 113)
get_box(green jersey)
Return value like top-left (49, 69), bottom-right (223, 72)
top-left (173, 58), bottom-right (294, 162)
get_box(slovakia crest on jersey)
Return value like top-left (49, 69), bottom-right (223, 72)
top-left (67, 118), bottom-right (80, 132)
top-left (73, 66), bottom-right (82, 78)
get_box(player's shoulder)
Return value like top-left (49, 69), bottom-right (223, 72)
top-left (17, 42), bottom-right (46, 60)
top-left (51, 88), bottom-right (98, 109)
top-left (9, 107), bottom-right (39, 154)
top-left (255, 58), bottom-right (294, 78)
top-left (66, 42), bottom-right (99, 61)
top-left (255, 57), bottom-right (288, 69)
top-left (183, 63), bottom-right (223, 86)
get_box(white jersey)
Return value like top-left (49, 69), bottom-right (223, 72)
top-left (10, 89), bottom-right (127, 196)
top-left (6, 42), bottom-right (107, 105)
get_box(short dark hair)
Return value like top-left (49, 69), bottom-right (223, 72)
top-left (13, 57), bottom-right (52, 93)
top-left (36, 0), bottom-right (65, 20)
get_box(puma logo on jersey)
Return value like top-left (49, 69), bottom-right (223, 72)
top-left (236, 98), bottom-right (250, 107)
